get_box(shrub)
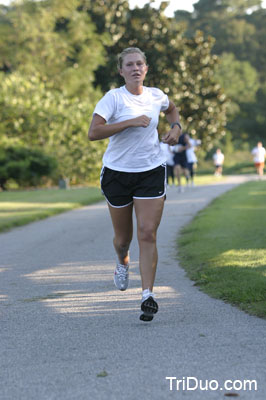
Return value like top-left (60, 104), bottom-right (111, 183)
top-left (0, 146), bottom-right (57, 190)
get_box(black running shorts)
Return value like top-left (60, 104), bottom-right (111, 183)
top-left (173, 153), bottom-right (188, 169)
top-left (100, 164), bottom-right (166, 208)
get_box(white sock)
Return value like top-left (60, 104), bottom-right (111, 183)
top-left (142, 289), bottom-right (154, 301)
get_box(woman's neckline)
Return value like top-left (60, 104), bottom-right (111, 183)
top-left (124, 85), bottom-right (145, 96)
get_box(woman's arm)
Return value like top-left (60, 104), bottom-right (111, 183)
top-left (161, 100), bottom-right (182, 146)
top-left (88, 113), bottom-right (151, 141)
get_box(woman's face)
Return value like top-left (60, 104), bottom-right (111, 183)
top-left (119, 53), bottom-right (148, 85)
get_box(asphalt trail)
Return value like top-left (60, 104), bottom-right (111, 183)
top-left (0, 175), bottom-right (265, 399)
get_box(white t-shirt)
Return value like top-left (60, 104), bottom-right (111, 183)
top-left (213, 152), bottom-right (224, 165)
top-left (93, 85), bottom-right (169, 172)
top-left (251, 146), bottom-right (266, 163)
top-left (186, 138), bottom-right (198, 163)
top-left (159, 142), bottom-right (174, 166)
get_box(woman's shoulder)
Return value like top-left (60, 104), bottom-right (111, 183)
top-left (100, 87), bottom-right (124, 105)
top-left (104, 87), bottom-right (122, 96)
top-left (145, 86), bottom-right (166, 97)
top-left (103, 86), bottom-right (128, 100)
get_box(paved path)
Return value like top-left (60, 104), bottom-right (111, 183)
top-left (0, 176), bottom-right (265, 400)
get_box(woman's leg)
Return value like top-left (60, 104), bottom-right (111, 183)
top-left (133, 197), bottom-right (165, 291)
top-left (169, 165), bottom-right (175, 185)
top-left (173, 164), bottom-right (182, 186)
top-left (107, 202), bottom-right (134, 265)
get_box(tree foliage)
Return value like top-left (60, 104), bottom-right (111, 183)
top-left (214, 53), bottom-right (259, 104)
top-left (0, 0), bottom-right (106, 185)
top-left (0, 72), bottom-right (104, 183)
top-left (175, 0), bottom-right (266, 146)
top-left (0, 145), bottom-right (57, 190)
top-left (2, 0), bottom-right (264, 186)
top-left (0, 0), bottom-right (105, 98)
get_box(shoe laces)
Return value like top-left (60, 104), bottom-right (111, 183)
top-left (116, 264), bottom-right (128, 281)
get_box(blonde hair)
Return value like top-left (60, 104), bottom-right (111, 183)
top-left (117, 47), bottom-right (147, 69)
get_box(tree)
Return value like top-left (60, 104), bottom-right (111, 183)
top-left (81, 0), bottom-right (129, 39)
top-left (214, 53), bottom-right (259, 104)
top-left (174, 0), bottom-right (266, 146)
top-left (176, 0), bottom-right (263, 61)
top-left (247, 8), bottom-right (266, 82)
top-left (0, 0), bottom-right (108, 184)
top-left (0, 72), bottom-right (104, 184)
top-left (227, 83), bottom-right (266, 145)
top-left (1, 0), bottom-right (105, 98)
top-left (0, 4), bottom-right (17, 73)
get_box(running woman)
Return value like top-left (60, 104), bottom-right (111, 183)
top-left (88, 47), bottom-right (182, 321)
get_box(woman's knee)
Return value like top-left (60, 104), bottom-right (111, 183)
top-left (113, 236), bottom-right (132, 251)
top-left (138, 224), bottom-right (157, 243)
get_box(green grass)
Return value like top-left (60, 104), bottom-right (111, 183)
top-left (193, 174), bottom-right (227, 185)
top-left (0, 175), bottom-right (226, 233)
top-left (177, 181), bottom-right (266, 318)
top-left (169, 174), bottom-right (227, 187)
top-left (197, 150), bottom-right (256, 176)
top-left (0, 187), bottom-right (103, 232)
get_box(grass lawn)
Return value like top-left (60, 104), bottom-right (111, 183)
top-left (0, 174), bottom-right (225, 234)
top-left (0, 187), bottom-right (103, 233)
top-left (194, 174), bottom-right (227, 185)
top-left (177, 181), bottom-right (266, 318)
top-left (169, 173), bottom-right (227, 186)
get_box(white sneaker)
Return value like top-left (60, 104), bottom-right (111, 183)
top-left (114, 264), bottom-right (129, 291)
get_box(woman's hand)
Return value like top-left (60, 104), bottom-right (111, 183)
top-left (161, 127), bottom-right (181, 146)
top-left (163, 100), bottom-right (182, 145)
top-left (131, 115), bottom-right (151, 128)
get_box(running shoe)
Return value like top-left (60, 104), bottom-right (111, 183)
top-left (140, 295), bottom-right (158, 322)
top-left (114, 263), bottom-right (129, 291)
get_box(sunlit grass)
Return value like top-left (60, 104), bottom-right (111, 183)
top-left (178, 181), bottom-right (266, 318)
top-left (169, 174), bottom-right (227, 186)
top-left (0, 187), bottom-right (102, 232)
top-left (194, 174), bottom-right (227, 185)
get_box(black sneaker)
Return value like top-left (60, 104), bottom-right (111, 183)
top-left (140, 296), bottom-right (158, 322)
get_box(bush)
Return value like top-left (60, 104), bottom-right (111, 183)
top-left (0, 146), bottom-right (57, 190)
